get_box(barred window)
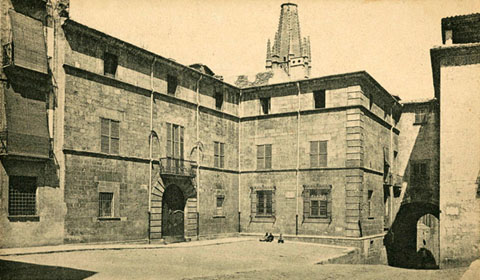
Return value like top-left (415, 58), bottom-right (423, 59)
top-left (256, 190), bottom-right (273, 216)
top-left (101, 118), bottom-right (120, 154)
top-left (99, 192), bottom-right (114, 217)
top-left (303, 185), bottom-right (332, 221)
top-left (310, 141), bottom-right (327, 167)
top-left (257, 144), bottom-right (272, 170)
top-left (9, 176), bottom-right (36, 216)
top-left (214, 141), bottom-right (225, 168)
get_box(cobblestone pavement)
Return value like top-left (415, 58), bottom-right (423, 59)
top-left (0, 239), bottom-right (468, 280)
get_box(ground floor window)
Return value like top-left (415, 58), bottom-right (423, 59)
top-left (250, 185), bottom-right (276, 222)
top-left (99, 192), bottom-right (114, 217)
top-left (303, 184), bottom-right (332, 222)
top-left (8, 176), bottom-right (37, 216)
top-left (215, 195), bottom-right (225, 217)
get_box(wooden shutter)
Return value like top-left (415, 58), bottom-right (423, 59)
top-left (180, 126), bottom-right (184, 160)
top-left (257, 145), bottom-right (264, 169)
top-left (319, 141), bottom-right (327, 167)
top-left (303, 188), bottom-right (310, 221)
top-left (250, 188), bottom-right (256, 218)
top-left (265, 144), bottom-right (272, 169)
top-left (100, 118), bottom-right (110, 153)
top-left (220, 143), bottom-right (225, 168)
top-left (326, 189), bottom-right (332, 219)
top-left (310, 141), bottom-right (318, 167)
top-left (166, 123), bottom-right (172, 158)
top-left (110, 120), bottom-right (119, 154)
top-left (214, 142), bottom-right (219, 167)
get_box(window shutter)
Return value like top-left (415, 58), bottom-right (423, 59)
top-left (319, 141), bottom-right (327, 167)
top-left (166, 123), bottom-right (172, 158)
top-left (250, 188), bottom-right (257, 218)
top-left (110, 120), bottom-right (119, 138)
top-left (270, 189), bottom-right (275, 216)
top-left (265, 144), bottom-right (272, 169)
top-left (220, 143), bottom-right (225, 168)
top-left (327, 190), bottom-right (332, 219)
top-left (257, 145), bottom-right (264, 169)
top-left (180, 126), bottom-right (184, 160)
top-left (303, 189), bottom-right (310, 221)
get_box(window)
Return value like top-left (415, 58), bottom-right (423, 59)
top-left (101, 118), bottom-right (120, 154)
top-left (260, 97), bottom-right (271, 114)
top-left (9, 176), bottom-right (36, 216)
top-left (214, 141), bottom-right (225, 168)
top-left (303, 185), bottom-right (331, 221)
top-left (256, 190), bottom-right (273, 216)
top-left (167, 75), bottom-right (178, 95)
top-left (411, 161), bottom-right (429, 186)
top-left (313, 90), bottom-right (325, 109)
top-left (98, 192), bottom-right (114, 217)
top-left (103, 52), bottom-right (118, 77)
top-left (215, 90), bottom-right (224, 110)
top-left (257, 144), bottom-right (272, 170)
top-left (215, 195), bottom-right (225, 217)
top-left (310, 141), bottom-right (327, 167)
top-left (367, 190), bottom-right (374, 218)
top-left (166, 123), bottom-right (184, 171)
top-left (414, 107), bottom-right (428, 124)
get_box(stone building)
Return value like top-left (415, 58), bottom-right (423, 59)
top-left (431, 13), bottom-right (480, 267)
top-left (0, 0), bottom-right (477, 268)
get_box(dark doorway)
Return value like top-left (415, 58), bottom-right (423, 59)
top-left (162, 184), bottom-right (186, 241)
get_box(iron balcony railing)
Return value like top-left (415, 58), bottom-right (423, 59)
top-left (159, 158), bottom-right (196, 177)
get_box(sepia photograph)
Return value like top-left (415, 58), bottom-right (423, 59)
top-left (0, 0), bottom-right (479, 279)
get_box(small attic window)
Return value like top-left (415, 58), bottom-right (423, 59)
top-left (313, 90), bottom-right (325, 109)
top-left (260, 97), bottom-right (271, 115)
top-left (215, 90), bottom-right (224, 110)
top-left (104, 52), bottom-right (118, 77)
top-left (167, 75), bottom-right (178, 95)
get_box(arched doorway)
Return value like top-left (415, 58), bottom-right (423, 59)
top-left (162, 184), bottom-right (186, 240)
top-left (385, 202), bottom-right (439, 269)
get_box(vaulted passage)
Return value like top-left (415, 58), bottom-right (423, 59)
top-left (384, 202), bottom-right (439, 269)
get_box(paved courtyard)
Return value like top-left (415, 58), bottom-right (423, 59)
top-left (0, 239), bottom-right (467, 280)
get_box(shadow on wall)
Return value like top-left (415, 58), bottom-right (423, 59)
top-left (0, 259), bottom-right (96, 279)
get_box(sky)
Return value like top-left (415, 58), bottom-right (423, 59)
top-left (70, 0), bottom-right (480, 101)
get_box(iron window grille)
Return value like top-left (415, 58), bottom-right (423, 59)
top-left (256, 190), bottom-right (273, 217)
top-left (8, 176), bottom-right (36, 216)
top-left (101, 118), bottom-right (120, 154)
top-left (303, 185), bottom-right (332, 222)
top-left (98, 192), bottom-right (114, 217)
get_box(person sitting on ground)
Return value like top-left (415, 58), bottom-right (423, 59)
top-left (266, 232), bottom-right (274, 242)
top-left (278, 233), bottom-right (284, 243)
top-left (259, 232), bottom-right (269, 242)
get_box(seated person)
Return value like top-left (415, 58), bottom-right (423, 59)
top-left (259, 232), bottom-right (269, 242)
top-left (266, 233), bottom-right (274, 242)
top-left (278, 233), bottom-right (284, 243)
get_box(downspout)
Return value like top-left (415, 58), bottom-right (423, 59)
top-left (238, 89), bottom-right (242, 233)
top-left (148, 56), bottom-right (156, 243)
top-left (196, 74), bottom-right (202, 239)
top-left (295, 82), bottom-right (301, 235)
top-left (389, 105), bottom-right (394, 227)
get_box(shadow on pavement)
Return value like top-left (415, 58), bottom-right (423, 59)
top-left (0, 259), bottom-right (96, 279)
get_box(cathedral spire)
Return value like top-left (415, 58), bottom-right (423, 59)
top-left (266, 3), bottom-right (311, 79)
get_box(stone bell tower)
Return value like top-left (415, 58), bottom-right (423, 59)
top-left (266, 3), bottom-right (311, 80)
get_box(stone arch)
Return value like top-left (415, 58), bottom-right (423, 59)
top-left (384, 202), bottom-right (439, 269)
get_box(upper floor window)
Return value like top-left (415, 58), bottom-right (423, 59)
top-left (313, 90), bottom-right (326, 109)
top-left (101, 118), bottom-right (119, 154)
top-left (214, 141), bottom-right (225, 168)
top-left (414, 107), bottom-right (428, 125)
top-left (166, 123), bottom-right (184, 160)
top-left (310, 141), bottom-right (327, 167)
top-left (215, 90), bottom-right (224, 110)
top-left (167, 75), bottom-right (178, 95)
top-left (9, 176), bottom-right (36, 216)
top-left (257, 144), bottom-right (272, 170)
top-left (367, 190), bottom-right (374, 219)
top-left (103, 52), bottom-right (118, 77)
top-left (260, 97), bottom-right (271, 115)
top-left (411, 161), bottom-right (429, 186)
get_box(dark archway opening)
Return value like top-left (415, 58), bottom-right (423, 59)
top-left (162, 184), bottom-right (186, 240)
top-left (384, 202), bottom-right (439, 269)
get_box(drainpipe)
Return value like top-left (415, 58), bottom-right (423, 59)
top-left (148, 56), bottom-right (156, 243)
top-left (295, 82), bottom-right (301, 235)
top-left (389, 106), bottom-right (394, 227)
top-left (196, 74), bottom-right (202, 239)
top-left (238, 89), bottom-right (242, 233)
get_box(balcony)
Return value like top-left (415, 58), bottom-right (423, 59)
top-left (159, 158), bottom-right (196, 177)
